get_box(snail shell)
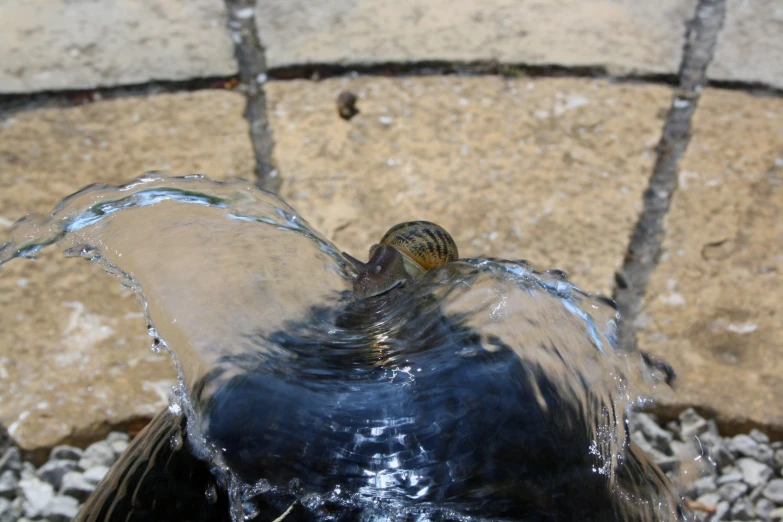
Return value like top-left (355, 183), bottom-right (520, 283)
top-left (374, 221), bottom-right (458, 275)
top-left (344, 221), bottom-right (458, 298)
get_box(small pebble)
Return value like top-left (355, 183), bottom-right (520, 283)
top-left (717, 471), bottom-right (743, 485)
top-left (630, 413), bottom-right (674, 453)
top-left (770, 506), bottom-right (783, 521)
top-left (718, 481), bottom-right (749, 503)
top-left (736, 458), bottom-right (774, 487)
top-left (19, 476), bottom-right (54, 518)
top-left (679, 408), bottom-right (709, 440)
top-left (0, 497), bottom-right (22, 521)
top-left (763, 479), bottom-right (783, 504)
top-left (49, 445), bottom-right (83, 462)
top-left (750, 429), bottom-right (770, 445)
top-left (0, 470), bottom-right (17, 500)
top-left (0, 448), bottom-right (21, 474)
top-left (712, 500), bottom-right (730, 521)
top-left (60, 470), bottom-right (97, 502)
top-left (78, 441), bottom-right (115, 470)
top-left (45, 494), bottom-right (80, 522)
top-left (730, 498), bottom-right (755, 520)
top-left (756, 498), bottom-right (774, 520)
top-left (37, 459), bottom-right (78, 490)
top-left (83, 465), bottom-right (110, 485)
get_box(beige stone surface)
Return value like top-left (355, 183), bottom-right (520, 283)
top-left (257, 0), bottom-right (695, 75)
top-left (640, 89), bottom-right (783, 434)
top-left (0, 0), bottom-right (237, 94)
top-left (266, 76), bottom-right (671, 295)
top-left (709, 1), bottom-right (783, 89)
top-left (0, 91), bottom-right (255, 453)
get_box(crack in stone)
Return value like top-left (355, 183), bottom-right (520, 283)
top-left (613, 0), bottom-right (728, 354)
top-left (223, 0), bottom-right (280, 193)
top-left (0, 77), bottom-right (236, 117)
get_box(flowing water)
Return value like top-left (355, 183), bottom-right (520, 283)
top-left (0, 174), bottom-right (689, 521)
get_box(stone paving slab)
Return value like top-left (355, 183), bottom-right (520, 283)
top-left (0, 90), bottom-right (255, 453)
top-left (257, 0), bottom-right (696, 76)
top-left (266, 76), bottom-right (671, 295)
top-left (0, 0), bottom-right (237, 94)
top-left (640, 88), bottom-right (783, 434)
top-left (709, 1), bottom-right (783, 89)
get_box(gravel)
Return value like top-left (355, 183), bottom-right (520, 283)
top-left (0, 409), bottom-right (782, 521)
top-left (630, 408), bottom-right (783, 521)
top-left (0, 432), bottom-right (128, 522)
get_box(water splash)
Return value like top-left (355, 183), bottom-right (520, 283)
top-left (0, 174), bottom-right (688, 521)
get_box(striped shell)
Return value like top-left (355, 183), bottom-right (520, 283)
top-left (377, 221), bottom-right (458, 271)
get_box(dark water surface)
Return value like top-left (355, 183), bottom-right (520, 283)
top-left (0, 175), bottom-right (689, 521)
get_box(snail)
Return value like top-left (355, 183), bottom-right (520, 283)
top-left (343, 221), bottom-right (458, 298)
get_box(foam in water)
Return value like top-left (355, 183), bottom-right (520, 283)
top-left (0, 174), bottom-right (690, 521)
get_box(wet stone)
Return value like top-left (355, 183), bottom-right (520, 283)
top-left (764, 479), bottom-right (783, 504)
top-left (59, 471), bottom-right (96, 503)
top-left (718, 481), bottom-right (749, 503)
top-left (774, 449), bottom-right (783, 472)
top-left (49, 445), bottom-right (83, 462)
top-left (36, 459), bottom-right (77, 490)
top-left (0, 470), bottom-right (17, 500)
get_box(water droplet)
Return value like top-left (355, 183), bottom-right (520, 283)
top-left (170, 429), bottom-right (184, 451)
top-left (242, 501), bottom-right (259, 520)
top-left (205, 482), bottom-right (218, 504)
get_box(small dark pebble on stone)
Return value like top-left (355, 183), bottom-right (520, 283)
top-left (336, 90), bottom-right (359, 121)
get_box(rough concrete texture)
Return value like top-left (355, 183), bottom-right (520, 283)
top-left (257, 0), bottom-right (696, 75)
top-left (639, 89), bottom-right (783, 434)
top-left (0, 91), bottom-right (256, 453)
top-left (0, 0), bottom-right (237, 94)
top-left (709, 0), bottom-right (783, 89)
top-left (266, 76), bottom-right (671, 295)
